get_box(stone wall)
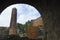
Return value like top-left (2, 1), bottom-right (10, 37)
top-left (41, 7), bottom-right (60, 40)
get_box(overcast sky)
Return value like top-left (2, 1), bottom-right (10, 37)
top-left (0, 4), bottom-right (41, 27)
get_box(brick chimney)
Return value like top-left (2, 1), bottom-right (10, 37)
top-left (9, 8), bottom-right (17, 35)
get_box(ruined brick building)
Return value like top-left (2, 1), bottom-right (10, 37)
top-left (28, 17), bottom-right (44, 39)
top-left (32, 17), bottom-right (43, 27)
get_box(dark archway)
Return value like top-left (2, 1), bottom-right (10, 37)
top-left (0, 0), bottom-right (60, 40)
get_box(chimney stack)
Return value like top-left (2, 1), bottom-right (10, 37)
top-left (9, 8), bottom-right (17, 35)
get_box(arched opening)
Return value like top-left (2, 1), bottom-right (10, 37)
top-left (0, 3), bottom-right (45, 40)
top-left (0, 0), bottom-right (60, 40)
top-left (0, 4), bottom-right (41, 27)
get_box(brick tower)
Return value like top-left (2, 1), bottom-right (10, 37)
top-left (9, 8), bottom-right (17, 35)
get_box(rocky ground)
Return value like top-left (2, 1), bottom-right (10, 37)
top-left (0, 35), bottom-right (42, 40)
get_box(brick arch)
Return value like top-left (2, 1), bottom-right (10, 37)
top-left (0, 0), bottom-right (43, 14)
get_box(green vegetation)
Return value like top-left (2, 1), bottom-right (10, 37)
top-left (16, 20), bottom-right (32, 34)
